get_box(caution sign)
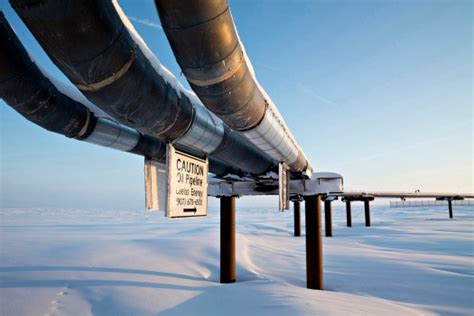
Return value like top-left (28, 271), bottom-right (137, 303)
top-left (166, 144), bottom-right (208, 218)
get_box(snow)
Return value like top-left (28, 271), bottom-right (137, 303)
top-left (0, 204), bottom-right (472, 315)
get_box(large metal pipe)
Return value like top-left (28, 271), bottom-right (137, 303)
top-left (11, 0), bottom-right (274, 176)
top-left (0, 12), bottom-right (236, 177)
top-left (155, 0), bottom-right (313, 176)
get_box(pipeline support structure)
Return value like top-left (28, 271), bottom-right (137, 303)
top-left (345, 201), bottom-right (352, 227)
top-left (4, 0), bottom-right (474, 294)
top-left (220, 196), bottom-right (236, 283)
top-left (364, 200), bottom-right (371, 227)
top-left (304, 194), bottom-right (324, 290)
top-left (293, 201), bottom-right (301, 237)
top-left (324, 199), bottom-right (333, 237)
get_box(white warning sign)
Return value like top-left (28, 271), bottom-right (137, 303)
top-left (166, 144), bottom-right (208, 218)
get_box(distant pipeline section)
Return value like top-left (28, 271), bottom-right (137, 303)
top-left (0, 12), bottom-right (233, 177)
top-left (155, 0), bottom-right (312, 176)
top-left (10, 0), bottom-right (275, 177)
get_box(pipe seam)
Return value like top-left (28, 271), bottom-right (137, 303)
top-left (161, 6), bottom-right (229, 31)
top-left (183, 43), bottom-right (243, 86)
top-left (76, 50), bottom-right (135, 92)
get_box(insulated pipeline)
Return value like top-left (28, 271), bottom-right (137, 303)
top-left (0, 12), bottom-right (235, 176)
top-left (155, 0), bottom-right (312, 175)
top-left (0, 11), bottom-right (164, 160)
top-left (11, 0), bottom-right (274, 176)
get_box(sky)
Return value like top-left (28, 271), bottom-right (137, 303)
top-left (0, 0), bottom-right (472, 210)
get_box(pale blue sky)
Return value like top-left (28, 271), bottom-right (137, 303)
top-left (1, 0), bottom-right (472, 209)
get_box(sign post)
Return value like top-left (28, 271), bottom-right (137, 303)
top-left (166, 144), bottom-right (208, 218)
top-left (279, 162), bottom-right (290, 212)
top-left (144, 158), bottom-right (167, 211)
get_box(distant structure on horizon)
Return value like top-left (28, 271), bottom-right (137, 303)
top-left (390, 199), bottom-right (473, 208)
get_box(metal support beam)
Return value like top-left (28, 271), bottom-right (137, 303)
top-left (346, 201), bottom-right (352, 227)
top-left (220, 196), bottom-right (236, 283)
top-left (294, 201), bottom-right (301, 237)
top-left (448, 199), bottom-right (453, 219)
top-left (324, 200), bottom-right (333, 237)
top-left (304, 194), bottom-right (324, 290)
top-left (364, 200), bottom-right (371, 227)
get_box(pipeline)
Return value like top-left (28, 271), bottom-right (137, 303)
top-left (155, 0), bottom-right (313, 176)
top-left (0, 12), bottom-right (234, 177)
top-left (10, 0), bottom-right (275, 177)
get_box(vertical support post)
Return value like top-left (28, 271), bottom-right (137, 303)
top-left (346, 201), bottom-right (352, 227)
top-left (324, 200), bottom-right (332, 237)
top-left (294, 201), bottom-right (301, 237)
top-left (448, 199), bottom-right (453, 218)
top-left (305, 194), bottom-right (324, 290)
top-left (364, 200), bottom-right (371, 227)
top-left (220, 196), bottom-right (236, 283)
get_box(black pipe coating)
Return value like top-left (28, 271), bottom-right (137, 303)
top-left (0, 11), bottom-right (93, 139)
top-left (10, 0), bottom-right (192, 140)
top-left (0, 11), bottom-right (169, 161)
top-left (155, 0), bottom-right (266, 131)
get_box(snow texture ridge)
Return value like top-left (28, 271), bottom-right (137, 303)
top-left (0, 205), bottom-right (473, 315)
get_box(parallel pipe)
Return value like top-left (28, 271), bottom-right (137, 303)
top-left (337, 191), bottom-right (474, 199)
top-left (11, 0), bottom-right (274, 176)
top-left (0, 12), bottom-right (236, 177)
top-left (0, 12), bottom-right (162, 160)
top-left (155, 0), bottom-right (312, 176)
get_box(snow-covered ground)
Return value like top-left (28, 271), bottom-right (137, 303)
top-left (0, 203), bottom-right (472, 315)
